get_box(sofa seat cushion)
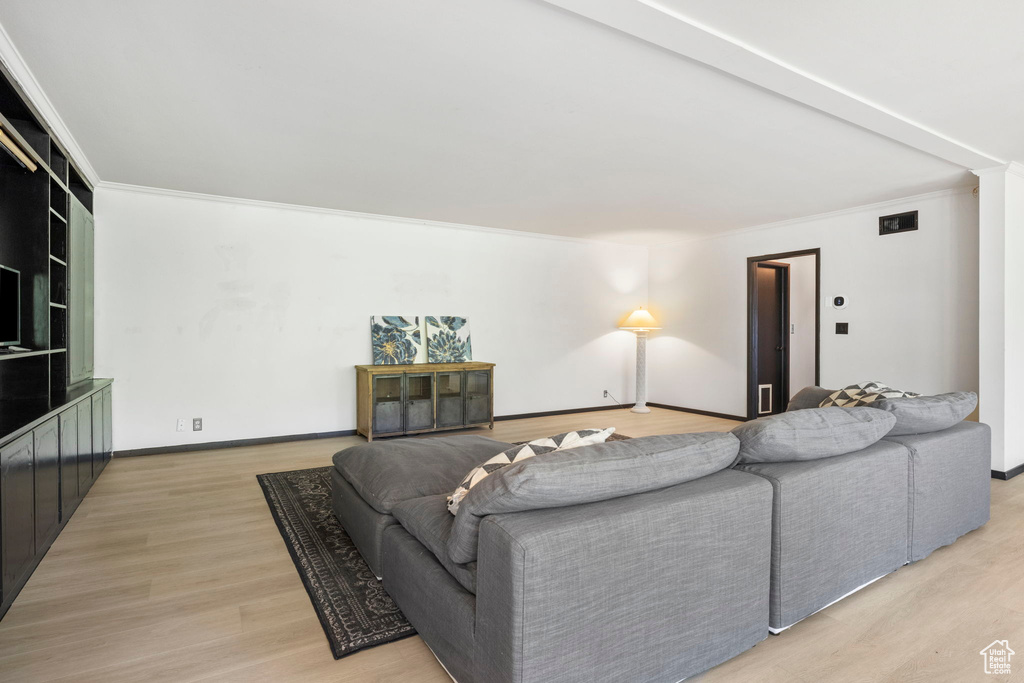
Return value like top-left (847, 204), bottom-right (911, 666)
top-left (330, 468), bottom-right (396, 579)
top-left (448, 432), bottom-right (740, 564)
top-left (381, 526), bottom-right (476, 683)
top-left (872, 392), bottom-right (978, 436)
top-left (332, 435), bottom-right (512, 514)
top-left (736, 440), bottom-right (909, 630)
top-left (732, 407), bottom-right (896, 464)
top-left (884, 421), bottom-right (991, 561)
top-left (392, 494), bottom-right (477, 593)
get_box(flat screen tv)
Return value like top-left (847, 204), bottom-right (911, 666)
top-left (0, 264), bottom-right (21, 347)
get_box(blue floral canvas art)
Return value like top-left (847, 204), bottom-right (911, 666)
top-left (426, 316), bottom-right (472, 363)
top-left (370, 316), bottom-right (425, 365)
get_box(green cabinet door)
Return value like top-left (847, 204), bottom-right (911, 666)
top-left (33, 418), bottom-right (61, 550)
top-left (77, 400), bottom-right (93, 490)
top-left (60, 407), bottom-right (80, 516)
top-left (102, 386), bottom-right (113, 460)
top-left (92, 393), bottom-right (104, 476)
top-left (68, 197), bottom-right (94, 386)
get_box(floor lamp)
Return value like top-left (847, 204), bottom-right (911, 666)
top-left (620, 308), bottom-right (661, 414)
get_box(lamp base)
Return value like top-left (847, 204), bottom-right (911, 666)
top-left (631, 404), bottom-right (651, 414)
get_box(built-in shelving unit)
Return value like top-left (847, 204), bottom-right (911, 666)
top-left (48, 141), bottom-right (69, 403)
top-left (0, 64), bottom-right (108, 620)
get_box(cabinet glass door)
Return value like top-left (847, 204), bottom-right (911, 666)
top-left (466, 370), bottom-right (491, 425)
top-left (436, 372), bottom-right (464, 427)
top-left (372, 375), bottom-right (404, 434)
top-left (405, 373), bottom-right (434, 431)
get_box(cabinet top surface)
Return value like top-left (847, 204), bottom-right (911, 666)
top-left (0, 378), bottom-right (113, 446)
top-left (355, 361), bottom-right (494, 373)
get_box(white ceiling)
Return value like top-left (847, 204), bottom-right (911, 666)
top-left (0, 0), bottom-right (1009, 244)
top-left (658, 0), bottom-right (1024, 163)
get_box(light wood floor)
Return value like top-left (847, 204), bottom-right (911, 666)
top-left (0, 407), bottom-right (1019, 682)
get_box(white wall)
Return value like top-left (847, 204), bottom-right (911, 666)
top-left (777, 255), bottom-right (817, 396)
top-left (976, 164), bottom-right (1024, 473)
top-left (94, 186), bottom-right (647, 451)
top-left (648, 188), bottom-right (979, 418)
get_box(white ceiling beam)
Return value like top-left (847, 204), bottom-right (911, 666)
top-left (541, 0), bottom-right (1003, 169)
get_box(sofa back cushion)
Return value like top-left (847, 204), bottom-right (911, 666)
top-left (872, 391), bottom-right (977, 436)
top-left (732, 407), bottom-right (896, 464)
top-left (332, 435), bottom-right (513, 514)
top-left (446, 428), bottom-right (616, 515)
top-left (446, 432), bottom-right (740, 564)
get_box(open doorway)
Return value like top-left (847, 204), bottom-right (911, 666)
top-left (746, 249), bottom-right (820, 419)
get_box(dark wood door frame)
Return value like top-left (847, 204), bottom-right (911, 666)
top-left (755, 261), bottom-right (790, 417)
top-left (746, 248), bottom-right (821, 420)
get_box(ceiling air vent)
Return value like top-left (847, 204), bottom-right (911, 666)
top-left (879, 210), bottom-right (918, 236)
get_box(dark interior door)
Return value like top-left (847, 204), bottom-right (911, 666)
top-left (754, 262), bottom-right (789, 416)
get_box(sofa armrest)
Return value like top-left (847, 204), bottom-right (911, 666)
top-left (473, 469), bottom-right (772, 683)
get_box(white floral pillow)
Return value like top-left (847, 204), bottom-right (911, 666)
top-left (446, 428), bottom-right (616, 515)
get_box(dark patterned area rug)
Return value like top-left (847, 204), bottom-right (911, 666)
top-left (257, 466), bottom-right (414, 659)
top-left (257, 432), bottom-right (632, 659)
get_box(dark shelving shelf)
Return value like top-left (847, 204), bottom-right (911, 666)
top-left (49, 255), bottom-right (66, 267)
top-left (48, 207), bottom-right (66, 223)
top-left (0, 350), bottom-right (50, 361)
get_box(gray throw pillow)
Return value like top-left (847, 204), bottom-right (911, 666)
top-left (871, 391), bottom-right (977, 436)
top-left (446, 432), bottom-right (740, 564)
top-left (787, 386), bottom-right (834, 412)
top-left (731, 407), bottom-right (896, 464)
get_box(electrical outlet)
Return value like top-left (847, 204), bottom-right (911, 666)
top-left (193, 418), bottom-right (203, 431)
top-left (603, 390), bottom-right (609, 397)
top-left (176, 419), bottom-right (187, 432)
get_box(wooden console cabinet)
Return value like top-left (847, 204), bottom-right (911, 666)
top-left (356, 362), bottom-right (494, 441)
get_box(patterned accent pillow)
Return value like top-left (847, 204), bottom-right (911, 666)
top-left (819, 381), bottom-right (919, 407)
top-left (446, 428), bottom-right (616, 515)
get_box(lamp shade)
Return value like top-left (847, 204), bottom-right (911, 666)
top-left (619, 307), bottom-right (660, 331)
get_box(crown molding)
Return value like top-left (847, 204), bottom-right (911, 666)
top-left (0, 21), bottom-right (100, 186)
top-left (652, 185), bottom-right (976, 248)
top-left (972, 161), bottom-right (1024, 179)
top-left (541, 0), bottom-right (1003, 169)
top-left (95, 181), bottom-right (646, 249)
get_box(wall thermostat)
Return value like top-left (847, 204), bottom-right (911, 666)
top-left (831, 295), bottom-right (848, 310)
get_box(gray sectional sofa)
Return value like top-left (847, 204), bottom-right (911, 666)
top-left (330, 387), bottom-right (990, 682)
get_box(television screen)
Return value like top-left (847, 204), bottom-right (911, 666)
top-left (0, 265), bottom-right (21, 347)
